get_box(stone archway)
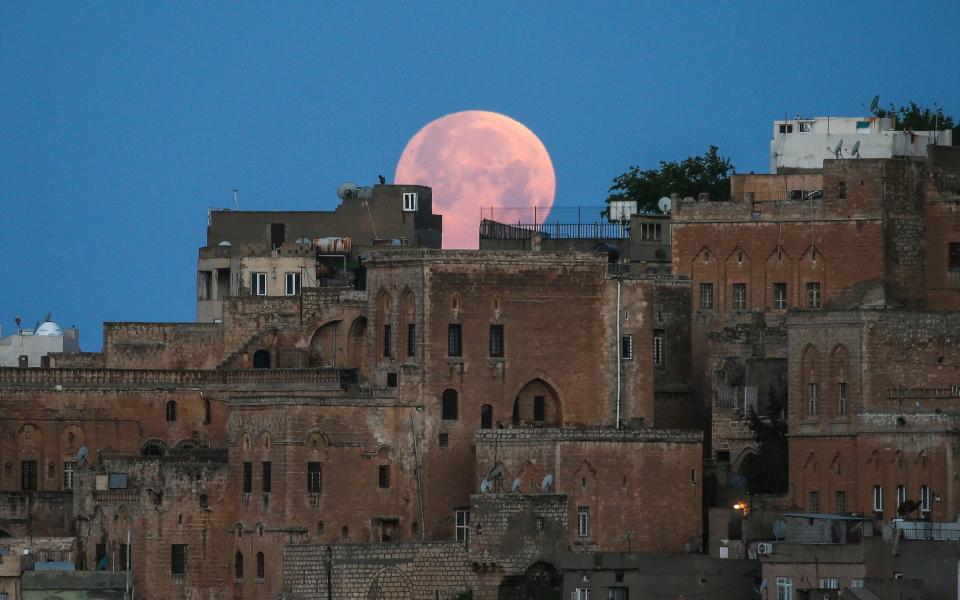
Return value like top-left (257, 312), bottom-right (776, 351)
top-left (346, 316), bottom-right (368, 373)
top-left (365, 566), bottom-right (413, 600)
top-left (309, 321), bottom-right (339, 367)
top-left (513, 379), bottom-right (562, 426)
top-left (497, 561), bottom-right (561, 600)
top-left (252, 349), bottom-right (271, 369)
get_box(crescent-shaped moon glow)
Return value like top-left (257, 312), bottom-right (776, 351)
top-left (394, 110), bottom-right (556, 249)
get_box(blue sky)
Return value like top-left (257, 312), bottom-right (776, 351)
top-left (2, 2), bottom-right (957, 350)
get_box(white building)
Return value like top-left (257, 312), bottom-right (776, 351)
top-left (770, 115), bottom-right (952, 172)
top-left (0, 317), bottom-right (79, 367)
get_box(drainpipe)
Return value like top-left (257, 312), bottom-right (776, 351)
top-left (324, 546), bottom-right (333, 599)
top-left (616, 277), bottom-right (622, 429)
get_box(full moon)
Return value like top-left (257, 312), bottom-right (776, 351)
top-left (394, 110), bottom-right (556, 249)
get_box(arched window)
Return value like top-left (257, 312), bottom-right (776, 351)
top-left (256, 552), bottom-right (265, 580)
top-left (253, 350), bottom-right (271, 369)
top-left (141, 441), bottom-right (166, 457)
top-left (441, 389), bottom-right (458, 421)
top-left (166, 400), bottom-right (177, 422)
top-left (234, 551), bottom-right (243, 580)
top-left (480, 404), bottom-right (493, 429)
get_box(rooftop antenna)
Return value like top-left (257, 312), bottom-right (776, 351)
top-left (851, 140), bottom-right (862, 159)
top-left (233, 188), bottom-right (239, 210)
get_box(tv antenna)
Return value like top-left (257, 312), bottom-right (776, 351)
top-left (851, 140), bottom-right (861, 159)
top-left (232, 188), bottom-right (239, 210)
top-left (657, 196), bottom-right (672, 214)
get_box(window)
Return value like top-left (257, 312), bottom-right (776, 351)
top-left (166, 400), bottom-right (177, 422)
top-left (455, 509), bottom-right (470, 543)
top-left (808, 383), bottom-right (818, 416)
top-left (243, 462), bottom-right (252, 494)
top-left (851, 579), bottom-right (864, 589)
top-left (383, 324), bottom-right (392, 358)
top-left (386, 372), bottom-right (398, 387)
top-left (119, 544), bottom-right (131, 571)
top-left (653, 330), bottom-right (664, 366)
top-left (199, 494), bottom-right (208, 508)
top-left (732, 283), bottom-right (747, 310)
top-left (21, 460), bottom-right (37, 491)
top-left (835, 491), bottom-right (846, 513)
top-left (442, 389), bottom-right (459, 420)
top-left (171, 544), bottom-right (187, 575)
top-left (699, 283), bottom-right (714, 310)
top-left (489, 324), bottom-right (504, 357)
top-left (873, 485), bottom-right (883, 512)
top-left (621, 335), bottom-right (633, 360)
top-left (774, 283), bottom-right (787, 310)
top-left (809, 491), bottom-right (820, 512)
top-left (950, 242), bottom-right (960, 271)
top-left (204, 399), bottom-right (212, 425)
top-left (837, 181), bottom-right (847, 200)
top-left (406, 323), bottom-right (416, 357)
top-left (234, 551), bottom-right (243, 580)
top-left (836, 382), bottom-right (848, 416)
top-left (480, 404), bottom-right (493, 430)
top-left (284, 272), bottom-right (301, 296)
top-left (438, 433), bottom-right (449, 448)
top-left (261, 462), bottom-right (272, 494)
top-left (378, 465), bottom-right (390, 489)
top-left (575, 589), bottom-right (591, 600)
top-left (63, 461), bottom-right (76, 490)
top-left (307, 462), bottom-right (322, 494)
top-left (806, 282), bottom-right (821, 309)
top-left (779, 123), bottom-right (794, 133)
top-left (577, 506), bottom-right (590, 539)
top-left (447, 324), bottom-right (462, 357)
top-left (252, 272), bottom-right (267, 296)
top-left (608, 588), bottom-right (628, 600)
top-left (270, 223), bottom-right (285, 248)
top-left (533, 396), bottom-right (546, 424)
top-left (256, 552), bottom-right (265, 580)
top-left (920, 484), bottom-right (930, 513)
top-left (775, 576), bottom-right (793, 600)
top-left (896, 484), bottom-right (906, 509)
top-left (819, 578), bottom-right (839, 589)
top-left (402, 192), bottom-right (418, 212)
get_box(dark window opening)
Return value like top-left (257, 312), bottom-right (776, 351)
top-left (20, 460), bottom-right (37, 491)
top-left (204, 399), bottom-right (211, 425)
top-left (252, 350), bottom-right (271, 369)
top-left (171, 544), bottom-right (187, 575)
top-left (716, 451), bottom-right (730, 463)
top-left (653, 329), bottom-right (664, 366)
top-left (378, 465), bottom-right (390, 489)
top-left (480, 404), bottom-right (493, 429)
top-left (949, 242), bottom-right (960, 271)
top-left (383, 324), bottom-right (392, 358)
top-left (438, 433), bottom-right (449, 448)
top-left (512, 397), bottom-right (520, 425)
top-left (142, 441), bottom-right (165, 457)
top-left (199, 494), bottom-right (209, 508)
top-left (234, 551), bottom-right (243, 580)
top-left (699, 282), bottom-right (714, 310)
top-left (307, 462), bottom-right (322, 494)
top-left (621, 335), bottom-right (633, 360)
top-left (166, 400), bottom-right (177, 422)
top-left (242, 462), bottom-right (252, 494)
top-left (119, 544), bottom-right (131, 571)
top-left (448, 324), bottom-right (462, 357)
top-left (256, 552), bottom-right (265, 580)
top-left (533, 396), bottom-right (546, 424)
top-left (837, 181), bottom-right (847, 200)
top-left (261, 462), bottom-right (272, 494)
top-left (489, 324), bottom-right (504, 357)
top-left (386, 372), bottom-right (398, 387)
top-left (95, 543), bottom-right (107, 568)
top-left (270, 223), bottom-right (285, 249)
top-left (406, 323), bottom-right (416, 357)
top-left (442, 389), bottom-right (459, 420)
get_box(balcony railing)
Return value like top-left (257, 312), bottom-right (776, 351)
top-left (0, 367), bottom-right (348, 387)
top-left (479, 219), bottom-right (629, 240)
top-left (894, 520), bottom-right (960, 541)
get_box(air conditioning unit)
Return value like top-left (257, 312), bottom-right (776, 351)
top-left (757, 542), bottom-right (774, 555)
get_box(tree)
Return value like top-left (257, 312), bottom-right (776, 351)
top-left (604, 146), bottom-right (734, 217)
top-left (740, 397), bottom-right (788, 495)
top-left (873, 100), bottom-right (958, 143)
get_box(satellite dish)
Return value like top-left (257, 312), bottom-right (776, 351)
top-left (772, 519), bottom-right (786, 540)
top-left (218, 240), bottom-right (232, 247)
top-left (541, 473), bottom-right (554, 493)
top-left (833, 139), bottom-right (844, 159)
top-left (76, 446), bottom-right (89, 463)
top-left (658, 196), bottom-right (672, 214)
top-left (870, 94), bottom-right (880, 113)
top-left (480, 479), bottom-right (492, 494)
top-left (336, 182), bottom-right (359, 200)
top-left (486, 463), bottom-right (504, 481)
top-left (512, 478), bottom-right (522, 494)
top-left (851, 140), bottom-right (861, 158)
top-left (758, 579), bottom-right (768, 592)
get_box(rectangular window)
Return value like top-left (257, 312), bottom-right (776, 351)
top-left (378, 465), bottom-right (390, 489)
top-left (699, 283), bottom-right (714, 310)
top-left (448, 324), bottom-right (462, 357)
top-left (284, 272), bottom-right (301, 296)
top-left (402, 192), bottom-right (418, 212)
top-left (171, 544), bottom-right (187, 575)
top-left (63, 461), bottom-right (76, 491)
top-left (774, 283), bottom-right (787, 310)
top-left (896, 484), bottom-right (906, 509)
top-left (455, 509), bottom-right (470, 543)
top-left (808, 383), bottom-right (818, 416)
top-left (608, 588), bottom-right (628, 600)
top-left (835, 491), bottom-right (846, 513)
top-left (732, 283), bottom-right (747, 311)
top-left (21, 460), bottom-right (37, 491)
top-left (252, 272), bottom-right (267, 296)
top-left (489, 324), bottom-right (504, 358)
top-left (775, 576), bottom-right (793, 600)
top-left (383, 324), bottom-right (392, 358)
top-left (949, 242), bottom-right (960, 271)
top-left (920, 484), bottom-right (930, 512)
top-left (621, 335), bottom-right (633, 360)
top-left (851, 579), bottom-right (863, 588)
top-left (819, 578), bottom-right (839, 589)
top-left (406, 323), bottom-right (416, 357)
top-left (806, 282), bottom-right (821, 309)
top-left (438, 433), bottom-right (449, 449)
top-left (575, 589), bottom-right (591, 600)
top-left (119, 544), bottom-right (131, 571)
top-left (270, 223), bottom-right (285, 248)
top-left (577, 506), bottom-right (590, 539)
top-left (533, 396), bottom-right (546, 424)
top-left (307, 462), bottom-right (322, 494)
top-left (809, 491), bottom-right (820, 513)
top-left (242, 462), bottom-right (252, 494)
top-left (837, 382), bottom-right (847, 416)
top-left (653, 330), bottom-right (664, 366)
top-left (261, 462), bottom-right (272, 494)
top-left (873, 485), bottom-right (883, 512)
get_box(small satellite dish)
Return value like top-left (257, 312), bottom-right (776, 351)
top-left (832, 139), bottom-right (844, 159)
top-left (480, 479), bottom-right (492, 494)
top-left (512, 478), bottom-right (522, 494)
top-left (336, 182), bottom-right (359, 200)
top-left (870, 94), bottom-right (880, 113)
top-left (851, 140), bottom-right (861, 158)
top-left (541, 473), bottom-right (554, 493)
top-left (218, 240), bottom-right (232, 247)
top-left (486, 462), bottom-right (504, 482)
top-left (772, 519), bottom-right (786, 540)
top-left (76, 446), bottom-right (89, 464)
top-left (658, 196), bottom-right (672, 214)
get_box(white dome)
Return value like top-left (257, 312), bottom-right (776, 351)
top-left (34, 321), bottom-right (64, 336)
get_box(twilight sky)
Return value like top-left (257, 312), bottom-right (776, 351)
top-left (1, 2), bottom-right (957, 350)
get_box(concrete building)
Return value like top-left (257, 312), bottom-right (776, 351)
top-left (0, 318), bottom-right (78, 367)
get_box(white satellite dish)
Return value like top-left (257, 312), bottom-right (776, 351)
top-left (512, 478), bottom-right (522, 494)
top-left (832, 139), bottom-right (844, 159)
top-left (541, 473), bottom-right (554, 493)
top-left (851, 140), bottom-right (861, 158)
top-left (486, 463), bottom-right (504, 482)
top-left (76, 446), bottom-right (89, 463)
top-left (336, 182), bottom-right (359, 200)
top-left (480, 479), bottom-right (492, 494)
top-left (658, 196), bottom-right (672, 214)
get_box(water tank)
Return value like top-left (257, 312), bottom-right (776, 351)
top-left (314, 237), bottom-right (352, 255)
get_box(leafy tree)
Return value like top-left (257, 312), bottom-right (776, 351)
top-left (604, 146), bottom-right (734, 218)
top-left (740, 397), bottom-right (788, 495)
top-left (873, 100), bottom-right (957, 143)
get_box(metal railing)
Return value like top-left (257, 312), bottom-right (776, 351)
top-left (0, 367), bottom-right (348, 387)
top-left (479, 219), bottom-right (629, 240)
top-left (894, 520), bottom-right (960, 541)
